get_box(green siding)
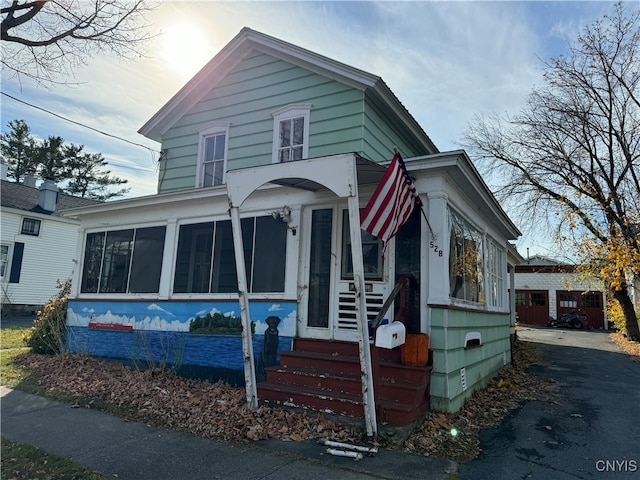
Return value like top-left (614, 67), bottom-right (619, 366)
top-left (429, 307), bottom-right (512, 412)
top-left (362, 96), bottom-right (431, 161)
top-left (157, 49), bottom-right (433, 193)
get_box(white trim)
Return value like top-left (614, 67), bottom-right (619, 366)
top-left (0, 243), bottom-right (11, 281)
top-left (271, 104), bottom-right (311, 163)
top-left (196, 123), bottom-right (230, 188)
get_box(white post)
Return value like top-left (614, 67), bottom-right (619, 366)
top-left (229, 205), bottom-right (258, 409)
top-left (347, 194), bottom-right (377, 437)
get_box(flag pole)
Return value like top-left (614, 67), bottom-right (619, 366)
top-left (392, 147), bottom-right (435, 239)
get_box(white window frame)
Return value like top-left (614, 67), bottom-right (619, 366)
top-left (271, 104), bottom-right (311, 164)
top-left (486, 238), bottom-right (505, 308)
top-left (21, 217), bottom-right (41, 236)
top-left (0, 243), bottom-right (11, 281)
top-left (196, 122), bottom-right (230, 188)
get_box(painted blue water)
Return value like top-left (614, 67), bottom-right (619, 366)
top-left (65, 326), bottom-right (293, 371)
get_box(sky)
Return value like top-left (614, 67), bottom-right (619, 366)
top-left (0, 1), bottom-right (624, 259)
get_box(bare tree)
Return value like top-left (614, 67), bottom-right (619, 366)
top-left (464, 2), bottom-right (640, 340)
top-left (1, 0), bottom-right (157, 85)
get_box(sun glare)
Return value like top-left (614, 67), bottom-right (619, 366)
top-left (158, 21), bottom-right (211, 78)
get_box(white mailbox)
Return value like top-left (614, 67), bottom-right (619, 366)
top-left (375, 321), bottom-right (406, 349)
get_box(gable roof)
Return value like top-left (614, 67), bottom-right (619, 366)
top-left (139, 27), bottom-right (438, 153)
top-left (0, 180), bottom-right (101, 216)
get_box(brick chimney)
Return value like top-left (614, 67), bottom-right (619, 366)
top-left (38, 178), bottom-right (58, 212)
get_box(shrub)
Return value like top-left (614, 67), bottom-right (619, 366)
top-left (25, 280), bottom-right (70, 354)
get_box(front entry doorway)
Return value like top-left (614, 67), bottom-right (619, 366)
top-left (301, 206), bottom-right (389, 342)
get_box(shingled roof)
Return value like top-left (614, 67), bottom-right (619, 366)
top-left (1, 180), bottom-right (102, 216)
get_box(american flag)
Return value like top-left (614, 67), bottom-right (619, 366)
top-left (360, 152), bottom-right (422, 255)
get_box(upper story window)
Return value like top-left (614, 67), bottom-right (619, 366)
top-left (197, 123), bottom-right (229, 187)
top-left (272, 104), bottom-right (311, 163)
top-left (21, 217), bottom-right (41, 236)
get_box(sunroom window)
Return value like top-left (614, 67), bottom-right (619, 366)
top-left (272, 104), bottom-right (311, 163)
top-left (448, 208), bottom-right (484, 303)
top-left (80, 226), bottom-right (166, 294)
top-left (173, 216), bottom-right (287, 294)
top-left (486, 238), bottom-right (505, 307)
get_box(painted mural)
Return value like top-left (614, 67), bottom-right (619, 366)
top-left (65, 300), bottom-right (296, 383)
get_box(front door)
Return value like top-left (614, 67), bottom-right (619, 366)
top-left (301, 206), bottom-right (389, 342)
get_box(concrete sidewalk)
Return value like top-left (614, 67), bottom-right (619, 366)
top-left (0, 386), bottom-right (457, 480)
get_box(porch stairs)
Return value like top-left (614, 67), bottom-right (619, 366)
top-left (258, 338), bottom-right (432, 426)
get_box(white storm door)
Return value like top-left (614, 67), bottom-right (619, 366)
top-left (333, 209), bottom-right (388, 342)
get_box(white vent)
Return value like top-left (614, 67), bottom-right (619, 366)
top-left (337, 290), bottom-right (384, 331)
top-left (460, 367), bottom-right (467, 391)
top-left (503, 351), bottom-right (507, 366)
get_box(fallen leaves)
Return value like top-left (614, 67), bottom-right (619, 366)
top-left (11, 338), bottom-right (552, 464)
top-left (403, 338), bottom-right (556, 462)
top-left (13, 352), bottom-right (361, 445)
top-left (610, 333), bottom-right (640, 361)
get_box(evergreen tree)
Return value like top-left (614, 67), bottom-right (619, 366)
top-left (0, 119), bottom-right (37, 182)
top-left (36, 136), bottom-right (66, 181)
top-left (64, 146), bottom-right (129, 200)
top-left (1, 119), bottom-right (130, 200)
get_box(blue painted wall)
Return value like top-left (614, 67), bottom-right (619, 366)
top-left (66, 300), bottom-right (296, 383)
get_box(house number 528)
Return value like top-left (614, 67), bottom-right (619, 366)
top-left (429, 241), bottom-right (443, 257)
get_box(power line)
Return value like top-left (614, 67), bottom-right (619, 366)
top-left (1, 92), bottom-right (161, 156)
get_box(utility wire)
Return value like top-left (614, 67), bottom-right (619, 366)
top-left (1, 92), bottom-right (161, 156)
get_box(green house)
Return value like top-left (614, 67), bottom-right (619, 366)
top-left (63, 28), bottom-right (522, 433)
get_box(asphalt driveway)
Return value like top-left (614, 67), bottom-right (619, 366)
top-left (458, 326), bottom-right (640, 479)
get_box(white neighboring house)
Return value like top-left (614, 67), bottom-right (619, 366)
top-left (1, 177), bottom-right (100, 314)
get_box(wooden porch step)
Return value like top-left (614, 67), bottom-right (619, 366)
top-left (267, 365), bottom-right (429, 405)
top-left (257, 382), bottom-right (430, 426)
top-left (378, 398), bottom-right (430, 426)
top-left (279, 349), bottom-right (431, 384)
top-left (278, 350), bottom-right (360, 375)
top-left (259, 338), bottom-right (432, 426)
top-left (258, 382), bottom-right (364, 417)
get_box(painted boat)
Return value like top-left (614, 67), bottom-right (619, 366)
top-left (88, 322), bottom-right (133, 331)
